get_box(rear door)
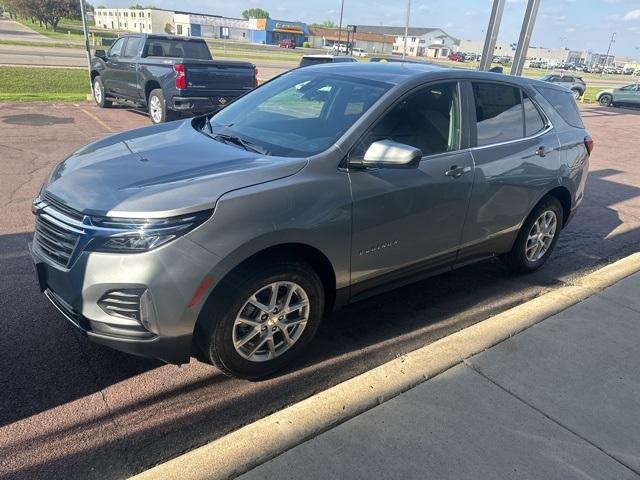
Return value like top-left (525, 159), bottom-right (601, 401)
top-left (348, 81), bottom-right (475, 294)
top-left (119, 35), bottom-right (143, 100)
top-left (459, 81), bottom-right (561, 262)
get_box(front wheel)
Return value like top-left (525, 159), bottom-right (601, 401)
top-left (93, 76), bottom-right (112, 108)
top-left (501, 196), bottom-right (564, 273)
top-left (599, 94), bottom-right (613, 107)
top-left (195, 260), bottom-right (325, 380)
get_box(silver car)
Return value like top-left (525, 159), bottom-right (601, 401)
top-left (31, 63), bottom-right (591, 379)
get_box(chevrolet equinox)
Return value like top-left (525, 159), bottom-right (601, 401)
top-left (31, 63), bottom-right (591, 379)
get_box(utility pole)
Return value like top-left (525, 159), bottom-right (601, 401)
top-left (402, 0), bottom-right (411, 59)
top-left (479, 0), bottom-right (505, 70)
top-left (337, 0), bottom-right (345, 52)
top-left (602, 31), bottom-right (616, 75)
top-left (79, 0), bottom-right (93, 93)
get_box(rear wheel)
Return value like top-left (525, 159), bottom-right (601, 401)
top-left (571, 88), bottom-right (582, 100)
top-left (195, 260), bottom-right (325, 380)
top-left (148, 88), bottom-right (176, 124)
top-left (501, 196), bottom-right (563, 273)
top-left (599, 94), bottom-right (613, 107)
top-left (93, 76), bottom-right (112, 108)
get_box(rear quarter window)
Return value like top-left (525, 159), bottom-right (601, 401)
top-left (535, 85), bottom-right (584, 128)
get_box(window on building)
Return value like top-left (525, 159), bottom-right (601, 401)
top-left (473, 82), bottom-right (524, 146)
top-left (177, 24), bottom-right (183, 35)
top-left (148, 12), bottom-right (151, 17)
top-left (354, 82), bottom-right (460, 157)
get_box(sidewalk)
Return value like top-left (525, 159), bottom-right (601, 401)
top-left (240, 272), bottom-right (640, 480)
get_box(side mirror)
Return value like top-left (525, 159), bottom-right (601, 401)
top-left (358, 140), bottom-right (422, 168)
top-left (95, 49), bottom-right (107, 59)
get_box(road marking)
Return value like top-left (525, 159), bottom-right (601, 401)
top-left (77, 106), bottom-right (114, 132)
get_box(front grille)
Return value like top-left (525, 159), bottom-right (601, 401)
top-left (34, 202), bottom-right (84, 268)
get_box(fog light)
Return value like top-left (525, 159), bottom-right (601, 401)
top-left (139, 289), bottom-right (159, 335)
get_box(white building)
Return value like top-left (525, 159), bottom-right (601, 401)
top-left (94, 8), bottom-right (173, 34)
top-left (392, 28), bottom-right (457, 58)
top-left (173, 13), bottom-right (248, 40)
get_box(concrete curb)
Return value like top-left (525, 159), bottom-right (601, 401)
top-left (131, 252), bottom-right (640, 480)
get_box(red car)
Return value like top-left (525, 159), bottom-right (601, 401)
top-left (448, 52), bottom-right (465, 62)
top-left (278, 39), bottom-right (296, 49)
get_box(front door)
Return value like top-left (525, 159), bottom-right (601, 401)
top-left (119, 35), bottom-right (142, 100)
top-left (348, 82), bottom-right (474, 295)
top-left (101, 37), bottom-right (127, 96)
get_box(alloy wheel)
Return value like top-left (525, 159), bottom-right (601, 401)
top-left (232, 281), bottom-right (310, 362)
top-left (525, 210), bottom-right (557, 262)
top-left (94, 80), bottom-right (102, 103)
top-left (149, 95), bottom-right (162, 123)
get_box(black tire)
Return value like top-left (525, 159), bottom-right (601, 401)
top-left (501, 195), bottom-right (564, 273)
top-left (147, 88), bottom-right (176, 124)
top-left (599, 94), bottom-right (613, 107)
top-left (93, 76), bottom-right (112, 108)
top-left (195, 259), bottom-right (325, 380)
top-left (571, 88), bottom-right (582, 100)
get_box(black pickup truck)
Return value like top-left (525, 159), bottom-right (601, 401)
top-left (91, 34), bottom-right (257, 123)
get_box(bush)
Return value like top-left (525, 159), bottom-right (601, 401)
top-left (303, 41), bottom-right (310, 48)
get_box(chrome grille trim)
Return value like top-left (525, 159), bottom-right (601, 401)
top-left (34, 200), bottom-right (84, 268)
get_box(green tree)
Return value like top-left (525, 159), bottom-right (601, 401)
top-left (164, 22), bottom-right (174, 34)
top-left (242, 8), bottom-right (269, 19)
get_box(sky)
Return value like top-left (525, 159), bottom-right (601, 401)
top-left (96, 0), bottom-right (640, 58)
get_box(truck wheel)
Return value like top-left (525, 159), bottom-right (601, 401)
top-left (195, 259), bottom-right (324, 380)
top-left (500, 196), bottom-right (563, 273)
top-left (93, 76), bottom-right (111, 108)
top-left (148, 88), bottom-right (175, 124)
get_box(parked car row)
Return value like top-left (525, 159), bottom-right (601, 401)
top-left (530, 61), bottom-right (640, 76)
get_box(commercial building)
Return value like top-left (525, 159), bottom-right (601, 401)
top-left (391, 29), bottom-right (458, 58)
top-left (173, 13), bottom-right (248, 40)
top-left (94, 8), bottom-right (173, 34)
top-left (246, 18), bottom-right (309, 47)
top-left (307, 26), bottom-right (394, 54)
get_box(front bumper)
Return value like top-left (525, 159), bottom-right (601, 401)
top-left (30, 231), bottom-right (221, 364)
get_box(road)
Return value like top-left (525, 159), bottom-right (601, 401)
top-left (0, 102), bottom-right (639, 479)
top-left (0, 16), bottom-right (55, 43)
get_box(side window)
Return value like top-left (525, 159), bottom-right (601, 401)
top-left (560, 76), bottom-right (573, 83)
top-left (123, 36), bottom-right (142, 58)
top-left (473, 82), bottom-right (523, 146)
top-left (109, 38), bottom-right (126, 58)
top-left (535, 85), bottom-right (585, 128)
top-left (523, 91), bottom-right (546, 136)
top-left (354, 82), bottom-right (460, 157)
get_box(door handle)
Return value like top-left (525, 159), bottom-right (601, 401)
top-left (444, 165), bottom-right (471, 178)
top-left (535, 146), bottom-right (548, 157)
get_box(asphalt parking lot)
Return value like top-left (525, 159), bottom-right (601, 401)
top-left (1, 102), bottom-right (639, 480)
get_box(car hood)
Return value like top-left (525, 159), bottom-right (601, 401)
top-left (43, 120), bottom-right (307, 217)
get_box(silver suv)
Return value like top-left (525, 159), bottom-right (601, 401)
top-left (541, 73), bottom-right (587, 99)
top-left (32, 63), bottom-right (591, 379)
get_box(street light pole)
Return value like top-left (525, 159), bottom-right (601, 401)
top-left (79, 0), bottom-right (92, 93)
top-left (402, 0), bottom-right (411, 59)
top-left (337, 0), bottom-right (345, 51)
top-left (602, 31), bottom-right (616, 75)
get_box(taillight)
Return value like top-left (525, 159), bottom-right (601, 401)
top-left (173, 63), bottom-right (186, 90)
top-left (253, 67), bottom-right (259, 88)
top-left (584, 134), bottom-right (594, 155)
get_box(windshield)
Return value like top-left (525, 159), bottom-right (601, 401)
top-left (204, 71), bottom-right (392, 157)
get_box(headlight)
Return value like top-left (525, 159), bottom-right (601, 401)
top-left (89, 210), bottom-right (212, 253)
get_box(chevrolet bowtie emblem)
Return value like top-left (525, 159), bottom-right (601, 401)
top-left (218, 97), bottom-right (227, 105)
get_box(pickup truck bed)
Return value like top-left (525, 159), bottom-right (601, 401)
top-left (90, 34), bottom-right (257, 123)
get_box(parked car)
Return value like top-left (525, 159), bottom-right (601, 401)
top-left (31, 63), bottom-right (591, 379)
top-left (298, 54), bottom-right (357, 67)
top-left (352, 48), bottom-right (368, 57)
top-left (91, 34), bottom-right (257, 124)
top-left (278, 38), bottom-right (296, 49)
top-left (448, 52), bottom-right (465, 62)
top-left (596, 83), bottom-right (640, 107)
top-left (332, 43), bottom-right (348, 54)
top-left (541, 73), bottom-right (586, 99)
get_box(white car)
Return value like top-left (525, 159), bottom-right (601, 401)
top-left (352, 48), bottom-right (368, 57)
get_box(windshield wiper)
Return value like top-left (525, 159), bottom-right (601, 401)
top-left (203, 117), bottom-right (269, 155)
